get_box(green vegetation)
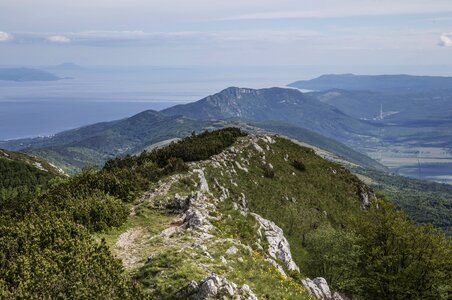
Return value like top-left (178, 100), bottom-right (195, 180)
top-left (0, 214), bottom-right (143, 299)
top-left (0, 149), bottom-right (60, 200)
top-left (205, 136), bottom-right (451, 299)
top-left (0, 111), bottom-right (223, 174)
top-left (292, 159), bottom-right (306, 171)
top-left (1, 129), bottom-right (450, 299)
top-left (305, 200), bottom-right (451, 299)
top-left (0, 128), bottom-right (245, 298)
top-left (354, 167), bottom-right (452, 236)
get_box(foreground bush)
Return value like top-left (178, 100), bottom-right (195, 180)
top-left (0, 214), bottom-right (145, 299)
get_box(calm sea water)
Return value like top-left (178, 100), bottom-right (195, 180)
top-left (2, 64), bottom-right (451, 141)
top-left (0, 65), bottom-right (309, 140)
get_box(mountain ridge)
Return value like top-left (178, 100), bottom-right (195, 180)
top-left (163, 86), bottom-right (377, 143)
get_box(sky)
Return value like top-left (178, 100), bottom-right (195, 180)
top-left (0, 0), bottom-right (452, 68)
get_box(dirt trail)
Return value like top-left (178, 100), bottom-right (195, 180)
top-left (115, 227), bottom-right (146, 269)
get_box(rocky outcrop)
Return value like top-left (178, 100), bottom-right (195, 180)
top-left (195, 169), bottom-right (210, 192)
top-left (301, 277), bottom-right (344, 300)
top-left (177, 275), bottom-right (258, 300)
top-left (252, 213), bottom-right (300, 272)
top-left (358, 185), bottom-right (375, 209)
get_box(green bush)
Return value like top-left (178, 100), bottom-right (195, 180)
top-left (292, 159), bottom-right (306, 171)
top-left (262, 163), bottom-right (275, 178)
top-left (0, 213), bottom-right (145, 299)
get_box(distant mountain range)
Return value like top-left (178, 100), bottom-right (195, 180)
top-left (310, 89), bottom-right (452, 122)
top-left (0, 111), bottom-right (220, 173)
top-left (0, 67), bottom-right (62, 81)
top-left (0, 108), bottom-right (384, 173)
top-left (289, 74), bottom-right (452, 93)
top-left (1, 73), bottom-right (451, 183)
top-left (163, 87), bottom-right (377, 142)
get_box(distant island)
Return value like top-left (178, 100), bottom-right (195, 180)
top-left (0, 67), bottom-right (62, 82)
top-left (288, 73), bottom-right (452, 93)
top-left (47, 62), bottom-right (83, 70)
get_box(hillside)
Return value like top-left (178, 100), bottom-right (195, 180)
top-left (0, 67), bottom-right (61, 81)
top-left (0, 111), bottom-right (222, 173)
top-left (353, 166), bottom-right (452, 236)
top-left (163, 87), bottom-right (377, 142)
top-left (0, 149), bottom-right (62, 202)
top-left (2, 128), bottom-right (449, 299)
top-left (0, 108), bottom-right (385, 174)
top-left (288, 74), bottom-right (452, 93)
top-left (246, 120), bottom-right (386, 172)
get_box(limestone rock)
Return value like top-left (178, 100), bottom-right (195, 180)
top-left (186, 208), bottom-right (205, 229)
top-left (251, 213), bottom-right (300, 272)
top-left (226, 246), bottom-right (239, 256)
top-left (235, 161), bottom-right (249, 173)
top-left (195, 169), bottom-right (209, 192)
top-left (177, 275), bottom-right (258, 300)
top-left (301, 277), bottom-right (344, 300)
top-left (252, 142), bottom-right (264, 153)
top-left (358, 185), bottom-right (374, 209)
top-left (167, 193), bottom-right (191, 211)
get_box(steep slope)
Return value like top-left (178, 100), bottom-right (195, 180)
top-left (288, 74), bottom-right (452, 93)
top-left (162, 87), bottom-right (377, 142)
top-left (0, 110), bottom-right (223, 173)
top-left (353, 166), bottom-right (452, 236)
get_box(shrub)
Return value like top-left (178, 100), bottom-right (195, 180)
top-left (262, 163), bottom-right (275, 178)
top-left (0, 213), bottom-right (145, 299)
top-left (292, 159), bottom-right (306, 171)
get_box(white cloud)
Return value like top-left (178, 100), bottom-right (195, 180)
top-left (439, 33), bottom-right (452, 47)
top-left (2, 0), bottom-right (452, 32)
top-left (47, 35), bottom-right (71, 43)
top-left (0, 31), bottom-right (13, 42)
top-left (221, 1), bottom-right (452, 21)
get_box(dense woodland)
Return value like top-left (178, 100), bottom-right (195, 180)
top-left (0, 128), bottom-right (450, 299)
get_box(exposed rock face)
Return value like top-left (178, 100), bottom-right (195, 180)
top-left (358, 185), bottom-right (375, 209)
top-left (261, 135), bottom-right (275, 144)
top-left (225, 246), bottom-right (239, 256)
top-left (235, 161), bottom-right (249, 173)
top-left (301, 277), bottom-right (344, 300)
top-left (251, 213), bottom-right (300, 272)
top-left (252, 142), bottom-right (264, 153)
top-left (167, 193), bottom-right (191, 211)
top-left (214, 178), bottom-right (229, 201)
top-left (177, 275), bottom-right (258, 300)
top-left (195, 169), bottom-right (210, 192)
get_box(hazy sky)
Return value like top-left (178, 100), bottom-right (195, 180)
top-left (1, 0), bottom-right (452, 67)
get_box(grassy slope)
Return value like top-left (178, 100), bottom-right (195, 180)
top-left (97, 169), bottom-right (311, 299)
top-left (96, 133), bottom-right (369, 299)
top-left (248, 120), bottom-right (387, 172)
top-left (205, 136), bottom-right (366, 270)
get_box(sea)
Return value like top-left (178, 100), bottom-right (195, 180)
top-left (2, 64), bottom-right (451, 141)
top-left (0, 65), bottom-right (315, 141)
